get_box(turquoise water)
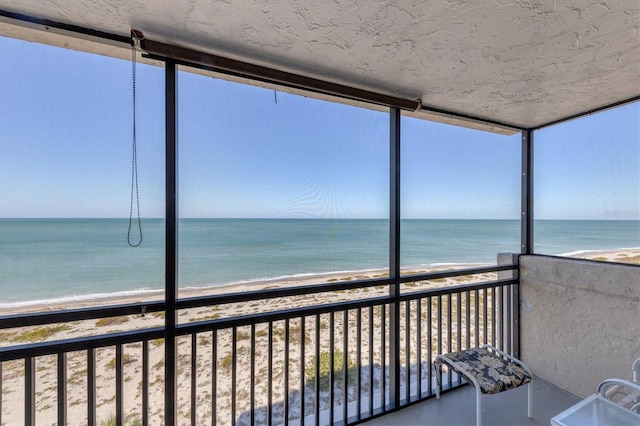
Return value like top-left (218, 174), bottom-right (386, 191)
top-left (0, 218), bottom-right (638, 306)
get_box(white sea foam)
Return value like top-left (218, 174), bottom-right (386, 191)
top-left (0, 288), bottom-right (163, 310)
top-left (425, 262), bottom-right (490, 268)
top-left (557, 247), bottom-right (639, 257)
top-left (180, 267), bottom-right (390, 291)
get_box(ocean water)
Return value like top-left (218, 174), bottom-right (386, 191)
top-left (0, 218), bottom-right (638, 306)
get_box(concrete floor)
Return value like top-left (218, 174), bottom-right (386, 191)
top-left (364, 376), bottom-right (580, 426)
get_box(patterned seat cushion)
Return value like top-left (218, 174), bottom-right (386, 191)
top-left (441, 347), bottom-right (532, 395)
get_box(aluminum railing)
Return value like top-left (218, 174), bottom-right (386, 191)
top-left (0, 264), bottom-right (518, 425)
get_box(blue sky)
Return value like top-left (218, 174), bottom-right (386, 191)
top-left (0, 35), bottom-right (638, 220)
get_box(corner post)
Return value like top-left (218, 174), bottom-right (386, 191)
top-left (389, 107), bottom-right (401, 409)
top-left (164, 60), bottom-right (178, 426)
top-left (521, 129), bottom-right (534, 255)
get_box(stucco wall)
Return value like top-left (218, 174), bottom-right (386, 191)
top-left (519, 255), bottom-right (640, 397)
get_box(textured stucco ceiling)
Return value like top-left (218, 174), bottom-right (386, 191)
top-left (0, 0), bottom-right (638, 130)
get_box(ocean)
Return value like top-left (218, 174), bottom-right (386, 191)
top-left (1, 218), bottom-right (638, 306)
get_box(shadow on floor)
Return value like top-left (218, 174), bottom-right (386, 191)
top-left (365, 375), bottom-right (580, 426)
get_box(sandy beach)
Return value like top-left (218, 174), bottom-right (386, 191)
top-left (1, 248), bottom-right (638, 425)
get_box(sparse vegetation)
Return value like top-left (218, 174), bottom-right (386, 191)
top-left (99, 414), bottom-right (142, 426)
top-left (236, 330), bottom-right (251, 341)
top-left (190, 313), bottom-right (220, 322)
top-left (105, 353), bottom-right (135, 369)
top-left (220, 353), bottom-right (233, 369)
top-left (11, 325), bottom-right (71, 343)
top-left (151, 338), bottom-right (164, 347)
top-left (95, 316), bottom-right (129, 327)
top-left (305, 350), bottom-right (357, 388)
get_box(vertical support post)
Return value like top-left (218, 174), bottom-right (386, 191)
top-left (389, 107), bottom-right (401, 409)
top-left (142, 340), bottom-right (149, 426)
top-left (0, 362), bottom-right (3, 426)
top-left (115, 345), bottom-right (123, 426)
top-left (520, 129), bottom-right (534, 359)
top-left (164, 60), bottom-right (178, 426)
top-left (25, 357), bottom-right (35, 426)
top-left (521, 129), bottom-right (534, 255)
top-left (57, 353), bottom-right (67, 425)
top-left (87, 348), bottom-right (96, 426)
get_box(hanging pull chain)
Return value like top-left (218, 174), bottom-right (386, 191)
top-left (128, 39), bottom-right (142, 247)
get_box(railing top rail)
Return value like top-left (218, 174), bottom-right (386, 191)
top-left (176, 295), bottom-right (394, 336)
top-left (175, 276), bottom-right (394, 310)
top-left (398, 263), bottom-right (517, 284)
top-left (0, 327), bottom-right (165, 362)
top-left (177, 263), bottom-right (517, 310)
top-left (0, 300), bottom-right (165, 330)
top-left (398, 277), bottom-right (518, 301)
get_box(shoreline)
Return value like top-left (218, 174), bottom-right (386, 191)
top-left (0, 263), bottom-right (477, 315)
top-left (1, 248), bottom-right (638, 316)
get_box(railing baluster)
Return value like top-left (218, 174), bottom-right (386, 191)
top-left (474, 289), bottom-right (480, 348)
top-left (57, 352), bottom-right (67, 425)
top-left (513, 279), bottom-right (520, 358)
top-left (212, 330), bottom-right (217, 426)
top-left (368, 306), bottom-right (373, 417)
top-left (437, 295), bottom-right (442, 390)
top-left (142, 340), bottom-right (149, 426)
top-left (251, 324), bottom-right (256, 426)
top-left (356, 307), bottom-right (361, 421)
top-left (427, 297), bottom-right (432, 396)
top-left (492, 287), bottom-right (497, 347)
top-left (88, 349), bottom-right (96, 426)
top-left (483, 288), bottom-right (488, 346)
top-left (0, 361), bottom-right (3, 426)
top-left (457, 292), bottom-right (462, 352)
top-left (506, 284), bottom-right (512, 354)
top-left (314, 314), bottom-right (320, 426)
top-left (493, 287), bottom-right (504, 349)
top-left (416, 298), bottom-right (421, 399)
top-left (284, 319), bottom-right (290, 426)
top-left (232, 328), bottom-right (237, 425)
top-left (329, 311), bottom-right (335, 424)
top-left (191, 333), bottom-right (197, 426)
top-left (465, 291), bottom-right (471, 350)
top-left (447, 295), bottom-right (452, 386)
top-left (381, 304), bottom-right (386, 410)
top-left (342, 310), bottom-right (348, 423)
top-left (25, 356), bottom-right (35, 426)
top-left (405, 300), bottom-right (410, 404)
top-left (116, 345), bottom-right (123, 426)
top-left (268, 322), bottom-right (273, 426)
top-left (300, 317), bottom-right (306, 426)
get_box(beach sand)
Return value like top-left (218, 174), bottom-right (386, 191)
top-left (1, 249), bottom-right (637, 425)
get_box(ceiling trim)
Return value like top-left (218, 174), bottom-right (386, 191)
top-left (0, 8), bottom-right (129, 46)
top-left (532, 95), bottom-right (640, 130)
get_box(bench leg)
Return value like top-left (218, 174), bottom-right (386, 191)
top-left (435, 361), bottom-right (442, 399)
top-left (476, 388), bottom-right (482, 426)
top-left (528, 382), bottom-right (533, 418)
